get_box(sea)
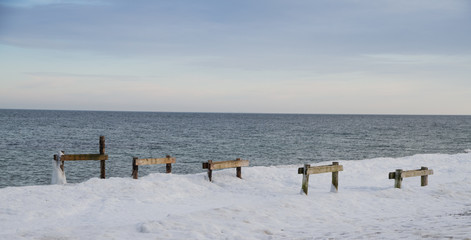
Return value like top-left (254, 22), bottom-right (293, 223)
top-left (1, 109), bottom-right (470, 188)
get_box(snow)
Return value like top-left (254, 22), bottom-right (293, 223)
top-left (51, 151), bottom-right (66, 185)
top-left (1, 153), bottom-right (471, 239)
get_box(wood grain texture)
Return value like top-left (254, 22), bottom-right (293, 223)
top-left (401, 169), bottom-right (434, 178)
top-left (132, 157), bottom-right (139, 179)
top-left (100, 136), bottom-right (105, 179)
top-left (331, 162), bottom-right (339, 192)
top-left (388, 168), bottom-right (433, 179)
top-left (61, 154), bottom-right (108, 161)
top-left (209, 159), bottom-right (249, 170)
top-left (301, 164), bottom-right (310, 195)
top-left (306, 164), bottom-right (343, 175)
top-left (136, 157), bottom-right (176, 166)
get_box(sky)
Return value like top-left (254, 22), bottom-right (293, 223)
top-left (0, 0), bottom-right (470, 114)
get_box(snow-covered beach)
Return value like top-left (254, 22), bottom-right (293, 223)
top-left (1, 153), bottom-right (470, 239)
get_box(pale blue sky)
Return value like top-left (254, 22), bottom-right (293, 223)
top-left (1, 0), bottom-right (470, 114)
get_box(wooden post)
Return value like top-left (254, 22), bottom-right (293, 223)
top-left (132, 157), bottom-right (139, 179)
top-left (207, 160), bottom-right (213, 182)
top-left (236, 158), bottom-right (242, 179)
top-left (394, 169), bottom-right (403, 189)
top-left (331, 162), bottom-right (339, 192)
top-left (301, 164), bottom-right (310, 195)
top-left (421, 166), bottom-right (428, 186)
top-left (99, 136), bottom-right (105, 179)
top-left (166, 155), bottom-right (172, 173)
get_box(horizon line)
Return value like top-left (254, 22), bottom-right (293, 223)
top-left (1, 107), bottom-right (470, 117)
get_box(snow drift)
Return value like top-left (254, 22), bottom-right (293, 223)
top-left (1, 153), bottom-right (470, 239)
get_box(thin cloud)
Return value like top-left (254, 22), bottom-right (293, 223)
top-left (1, 0), bottom-right (470, 114)
top-left (23, 72), bottom-right (158, 82)
top-left (1, 0), bottom-right (469, 57)
top-left (0, 0), bottom-right (109, 8)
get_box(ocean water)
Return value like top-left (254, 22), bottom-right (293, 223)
top-left (0, 109), bottom-right (470, 188)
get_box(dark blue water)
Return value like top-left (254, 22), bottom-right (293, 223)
top-left (1, 109), bottom-right (470, 188)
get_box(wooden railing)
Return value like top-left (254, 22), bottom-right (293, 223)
top-left (132, 155), bottom-right (176, 179)
top-left (298, 162), bottom-right (344, 195)
top-left (202, 158), bottom-right (249, 182)
top-left (388, 167), bottom-right (433, 188)
top-left (53, 136), bottom-right (108, 179)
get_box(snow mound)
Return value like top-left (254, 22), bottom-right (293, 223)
top-left (1, 153), bottom-right (471, 239)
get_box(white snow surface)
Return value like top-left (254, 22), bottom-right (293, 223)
top-left (51, 151), bottom-right (66, 185)
top-left (1, 153), bottom-right (471, 239)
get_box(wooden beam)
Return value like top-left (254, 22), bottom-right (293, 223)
top-left (401, 169), bottom-right (434, 178)
top-left (61, 154), bottom-right (108, 161)
top-left (302, 164), bottom-right (343, 175)
top-left (389, 169), bottom-right (433, 179)
top-left (136, 157), bottom-right (176, 166)
top-left (209, 159), bottom-right (249, 170)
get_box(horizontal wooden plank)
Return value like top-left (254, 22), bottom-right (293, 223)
top-left (61, 154), bottom-right (108, 161)
top-left (209, 159), bottom-right (249, 170)
top-left (306, 164), bottom-right (343, 175)
top-left (136, 157), bottom-right (176, 166)
top-left (389, 169), bottom-right (433, 179)
top-left (401, 169), bottom-right (433, 178)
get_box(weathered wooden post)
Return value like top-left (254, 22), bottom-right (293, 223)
top-left (132, 157), bottom-right (139, 179)
top-left (99, 136), bottom-right (105, 179)
top-left (166, 155), bottom-right (172, 173)
top-left (301, 163), bottom-right (310, 195)
top-left (236, 158), bottom-right (242, 179)
top-left (331, 162), bottom-right (339, 192)
top-left (421, 166), bottom-right (428, 186)
top-left (207, 160), bottom-right (213, 182)
top-left (394, 169), bottom-right (403, 189)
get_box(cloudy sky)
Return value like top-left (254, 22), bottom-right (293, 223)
top-left (1, 0), bottom-right (470, 114)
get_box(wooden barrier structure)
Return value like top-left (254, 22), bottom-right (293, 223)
top-left (388, 167), bottom-right (433, 189)
top-left (298, 162), bottom-right (343, 195)
top-left (202, 158), bottom-right (249, 182)
top-left (53, 136), bottom-right (108, 179)
top-left (132, 155), bottom-right (176, 179)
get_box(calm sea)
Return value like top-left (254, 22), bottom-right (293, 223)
top-left (1, 109), bottom-right (470, 188)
